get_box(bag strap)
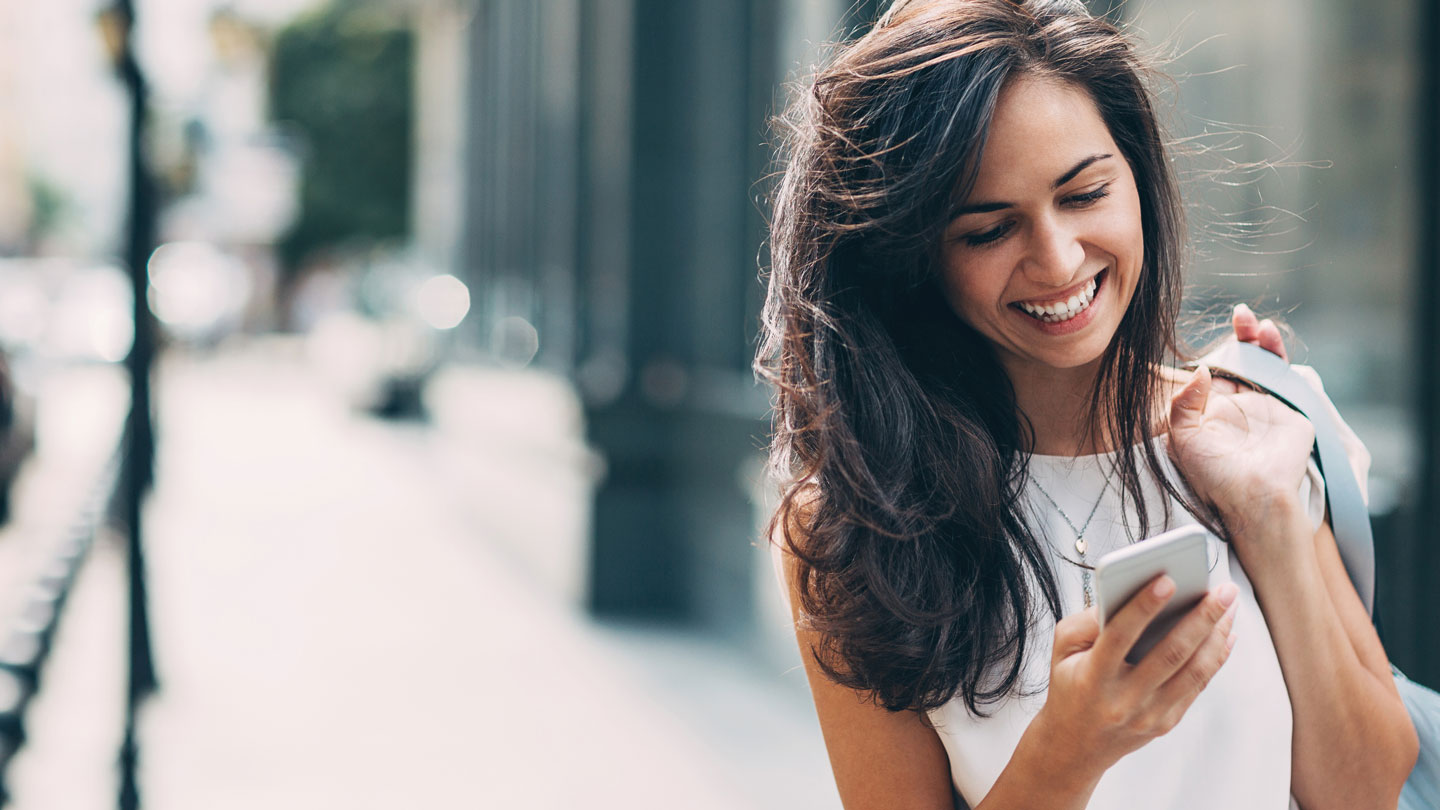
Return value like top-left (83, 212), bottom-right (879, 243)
top-left (1187, 341), bottom-right (1376, 616)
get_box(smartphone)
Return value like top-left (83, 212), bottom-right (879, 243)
top-left (1095, 525), bottom-right (1212, 665)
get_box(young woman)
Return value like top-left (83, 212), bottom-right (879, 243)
top-left (757, 1), bottom-right (1419, 808)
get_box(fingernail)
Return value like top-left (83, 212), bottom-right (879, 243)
top-left (1226, 632), bottom-right (1237, 651)
top-left (1235, 303), bottom-right (1252, 315)
top-left (1153, 576), bottom-right (1175, 598)
top-left (1217, 582), bottom-right (1238, 607)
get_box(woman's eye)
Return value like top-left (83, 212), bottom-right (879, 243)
top-left (963, 221), bottom-right (1013, 247)
top-left (1065, 184), bottom-right (1111, 208)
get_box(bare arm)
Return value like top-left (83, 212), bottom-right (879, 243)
top-left (1231, 500), bottom-right (1417, 810)
top-left (782, 546), bottom-right (1100, 810)
top-left (777, 541), bottom-right (1234, 810)
top-left (1166, 368), bottom-right (1418, 810)
top-left (779, 545), bottom-right (958, 810)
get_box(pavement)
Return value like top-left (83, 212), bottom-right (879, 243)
top-left (0, 340), bottom-right (841, 809)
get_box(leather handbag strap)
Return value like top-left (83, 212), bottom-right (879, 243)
top-left (1188, 341), bottom-right (1376, 616)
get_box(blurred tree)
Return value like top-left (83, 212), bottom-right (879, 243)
top-left (269, 3), bottom-right (413, 286)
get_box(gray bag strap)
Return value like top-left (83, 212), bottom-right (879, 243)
top-left (1188, 341), bottom-right (1376, 616)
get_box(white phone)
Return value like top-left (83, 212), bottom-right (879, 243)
top-left (1095, 524), bottom-right (1212, 665)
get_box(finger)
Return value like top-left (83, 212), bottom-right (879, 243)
top-left (1092, 575), bottom-right (1175, 668)
top-left (1231, 303), bottom-right (1259, 342)
top-left (1130, 582), bottom-right (1238, 687)
top-left (1257, 319), bottom-right (1288, 361)
top-left (1052, 606), bottom-right (1101, 664)
top-left (1209, 376), bottom-right (1242, 395)
top-left (1155, 601), bottom-right (1238, 712)
top-left (1169, 365), bottom-right (1212, 428)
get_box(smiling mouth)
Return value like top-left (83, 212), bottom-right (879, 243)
top-left (1012, 270), bottom-right (1105, 323)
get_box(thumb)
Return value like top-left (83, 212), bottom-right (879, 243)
top-left (1052, 607), bottom-right (1100, 662)
top-left (1170, 365), bottom-right (1213, 426)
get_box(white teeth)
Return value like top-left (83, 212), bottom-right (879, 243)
top-left (1017, 276), bottom-right (1100, 323)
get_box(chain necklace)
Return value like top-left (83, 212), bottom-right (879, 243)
top-left (1029, 467), bottom-right (1115, 609)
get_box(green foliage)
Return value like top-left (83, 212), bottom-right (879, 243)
top-left (25, 173), bottom-right (68, 244)
top-left (270, 3), bottom-right (413, 275)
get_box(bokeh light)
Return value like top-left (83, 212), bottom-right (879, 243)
top-left (146, 241), bottom-right (251, 343)
top-left (414, 273), bottom-right (469, 330)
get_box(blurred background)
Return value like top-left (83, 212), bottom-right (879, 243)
top-left (0, 0), bottom-right (1429, 807)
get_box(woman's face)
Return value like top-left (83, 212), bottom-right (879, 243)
top-left (940, 74), bottom-right (1144, 379)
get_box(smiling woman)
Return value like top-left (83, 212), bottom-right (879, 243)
top-left (756, 1), bottom-right (1418, 808)
top-left (941, 77), bottom-right (1145, 392)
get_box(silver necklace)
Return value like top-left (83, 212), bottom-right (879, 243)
top-left (1029, 468), bottom-right (1115, 609)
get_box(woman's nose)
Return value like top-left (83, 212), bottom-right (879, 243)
top-left (1020, 215), bottom-right (1086, 287)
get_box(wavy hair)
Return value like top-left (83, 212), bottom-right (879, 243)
top-left (758, 0), bottom-right (1218, 716)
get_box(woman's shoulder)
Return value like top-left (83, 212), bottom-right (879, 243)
top-left (769, 481), bottom-right (821, 549)
top-left (768, 481), bottom-right (822, 608)
top-left (1287, 364), bottom-right (1372, 506)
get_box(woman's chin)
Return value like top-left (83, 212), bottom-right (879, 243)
top-left (997, 326), bottom-right (1117, 375)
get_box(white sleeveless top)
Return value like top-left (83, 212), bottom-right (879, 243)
top-left (928, 437), bottom-right (1307, 810)
top-left (772, 367), bottom-right (1370, 810)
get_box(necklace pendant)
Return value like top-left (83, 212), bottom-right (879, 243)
top-left (1075, 537), bottom-right (1087, 555)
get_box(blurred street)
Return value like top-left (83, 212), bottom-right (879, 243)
top-left (0, 340), bottom-right (839, 810)
top-left (0, 0), bottom-right (1429, 805)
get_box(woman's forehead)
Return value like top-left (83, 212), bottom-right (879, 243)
top-left (968, 76), bottom-right (1120, 194)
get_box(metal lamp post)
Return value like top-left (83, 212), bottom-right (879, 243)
top-left (96, 2), bottom-right (158, 808)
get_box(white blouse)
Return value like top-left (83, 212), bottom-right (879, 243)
top-left (930, 436), bottom-right (1304, 809)
top-left (927, 367), bottom-right (1365, 807)
top-left (772, 366), bottom-right (1370, 810)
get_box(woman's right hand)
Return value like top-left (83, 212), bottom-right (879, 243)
top-left (1031, 576), bottom-right (1240, 779)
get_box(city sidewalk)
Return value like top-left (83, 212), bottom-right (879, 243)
top-left (6, 341), bottom-right (840, 809)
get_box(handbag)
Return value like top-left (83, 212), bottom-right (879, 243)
top-left (1197, 341), bottom-right (1440, 808)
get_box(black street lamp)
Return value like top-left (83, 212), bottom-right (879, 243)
top-left (97, 2), bottom-right (158, 808)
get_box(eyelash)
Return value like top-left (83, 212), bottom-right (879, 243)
top-left (961, 184), bottom-right (1113, 248)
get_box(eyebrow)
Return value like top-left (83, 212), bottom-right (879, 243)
top-left (951, 153), bottom-right (1114, 217)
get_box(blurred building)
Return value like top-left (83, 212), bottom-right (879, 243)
top-left (1124, 0), bottom-right (1430, 669)
top-left (408, 0), bottom-right (796, 644)
top-left (0, 0), bottom-right (129, 257)
top-left (406, 0), bottom-right (1439, 679)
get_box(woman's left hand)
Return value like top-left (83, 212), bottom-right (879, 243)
top-left (1166, 366), bottom-right (1314, 539)
top-left (1208, 302), bottom-right (1287, 396)
top-left (1229, 303), bottom-right (1286, 362)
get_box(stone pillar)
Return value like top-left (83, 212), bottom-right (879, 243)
top-left (577, 0), bottom-right (777, 631)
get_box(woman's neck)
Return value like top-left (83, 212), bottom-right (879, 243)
top-left (1005, 360), bottom-right (1183, 457)
top-left (1007, 359), bottom-right (1105, 457)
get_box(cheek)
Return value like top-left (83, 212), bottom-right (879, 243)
top-left (940, 253), bottom-right (1009, 322)
top-left (1109, 185), bottom-right (1146, 266)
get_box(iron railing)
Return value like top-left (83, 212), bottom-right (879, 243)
top-left (0, 453), bottom-right (120, 804)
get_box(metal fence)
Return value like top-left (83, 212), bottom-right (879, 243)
top-left (0, 453), bottom-right (119, 805)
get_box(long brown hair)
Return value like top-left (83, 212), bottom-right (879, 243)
top-left (757, 0), bottom-right (1213, 716)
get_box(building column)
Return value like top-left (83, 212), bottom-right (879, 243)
top-left (577, 0), bottom-right (776, 631)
